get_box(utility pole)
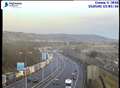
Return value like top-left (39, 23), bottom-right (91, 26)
top-left (25, 55), bottom-right (27, 88)
top-left (41, 49), bottom-right (45, 80)
top-left (42, 67), bottom-right (44, 80)
top-left (57, 54), bottom-right (59, 71)
top-left (50, 53), bottom-right (53, 73)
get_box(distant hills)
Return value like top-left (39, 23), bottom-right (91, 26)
top-left (3, 31), bottom-right (117, 43)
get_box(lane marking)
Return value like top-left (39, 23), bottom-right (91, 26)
top-left (42, 67), bottom-right (65, 88)
top-left (32, 59), bottom-right (59, 88)
top-left (41, 55), bottom-right (77, 88)
top-left (32, 55), bottom-right (64, 88)
top-left (67, 58), bottom-right (80, 88)
top-left (5, 79), bottom-right (25, 88)
top-left (42, 57), bottom-right (66, 88)
top-left (6, 58), bottom-right (56, 88)
top-left (32, 67), bottom-right (58, 88)
top-left (73, 63), bottom-right (80, 88)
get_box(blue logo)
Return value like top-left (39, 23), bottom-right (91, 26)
top-left (4, 2), bottom-right (8, 7)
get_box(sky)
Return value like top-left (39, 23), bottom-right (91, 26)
top-left (2, 1), bottom-right (119, 39)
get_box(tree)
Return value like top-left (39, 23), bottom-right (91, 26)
top-left (87, 51), bottom-right (98, 58)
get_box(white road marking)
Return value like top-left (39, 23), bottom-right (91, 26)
top-left (68, 58), bottom-right (80, 88)
top-left (6, 79), bottom-right (24, 88)
top-left (42, 57), bottom-right (66, 88)
top-left (33, 55), bottom-right (65, 88)
top-left (73, 63), bottom-right (80, 88)
top-left (32, 58), bottom-right (60, 88)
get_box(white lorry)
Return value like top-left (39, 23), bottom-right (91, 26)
top-left (65, 79), bottom-right (73, 88)
top-left (2, 75), bottom-right (6, 87)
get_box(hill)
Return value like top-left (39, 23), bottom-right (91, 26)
top-left (3, 31), bottom-right (117, 43)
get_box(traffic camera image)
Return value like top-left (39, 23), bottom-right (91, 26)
top-left (2, 1), bottom-right (119, 88)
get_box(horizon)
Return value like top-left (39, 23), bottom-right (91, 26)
top-left (3, 30), bottom-right (118, 40)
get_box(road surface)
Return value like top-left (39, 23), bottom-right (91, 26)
top-left (5, 52), bottom-right (85, 88)
top-left (41, 53), bottom-right (85, 88)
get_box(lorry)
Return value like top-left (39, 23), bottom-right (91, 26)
top-left (2, 75), bottom-right (6, 87)
top-left (65, 79), bottom-right (73, 88)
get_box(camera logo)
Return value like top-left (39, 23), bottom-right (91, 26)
top-left (4, 2), bottom-right (8, 7)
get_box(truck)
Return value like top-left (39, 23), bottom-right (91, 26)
top-left (65, 79), bottom-right (73, 88)
top-left (2, 75), bottom-right (6, 87)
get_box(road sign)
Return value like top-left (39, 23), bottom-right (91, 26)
top-left (17, 62), bottom-right (25, 71)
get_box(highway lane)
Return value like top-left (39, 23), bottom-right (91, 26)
top-left (40, 53), bottom-right (84, 88)
top-left (5, 52), bottom-right (84, 88)
top-left (5, 53), bottom-right (61, 88)
top-left (31, 53), bottom-right (65, 88)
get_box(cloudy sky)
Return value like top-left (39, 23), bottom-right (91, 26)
top-left (3, 1), bottom-right (119, 39)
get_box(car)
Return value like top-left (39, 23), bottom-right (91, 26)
top-left (72, 73), bottom-right (76, 80)
top-left (2, 75), bottom-right (6, 87)
top-left (27, 77), bottom-right (39, 83)
top-left (52, 78), bottom-right (59, 86)
top-left (33, 79), bottom-right (39, 83)
top-left (74, 70), bottom-right (77, 73)
top-left (72, 76), bottom-right (76, 80)
top-left (27, 76), bottom-right (33, 82)
top-left (65, 79), bottom-right (73, 88)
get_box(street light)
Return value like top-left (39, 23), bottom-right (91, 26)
top-left (24, 51), bottom-right (32, 88)
top-left (17, 51), bottom-right (27, 88)
top-left (16, 51), bottom-right (27, 88)
top-left (41, 49), bottom-right (46, 80)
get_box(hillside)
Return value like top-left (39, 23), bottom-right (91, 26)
top-left (2, 31), bottom-right (118, 73)
top-left (3, 31), bottom-right (117, 43)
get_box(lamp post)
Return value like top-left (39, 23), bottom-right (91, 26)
top-left (41, 48), bottom-right (47, 80)
top-left (41, 49), bottom-right (45, 80)
top-left (17, 51), bottom-right (27, 88)
top-left (24, 51), bottom-right (32, 88)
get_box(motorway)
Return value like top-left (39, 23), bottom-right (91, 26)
top-left (43, 53), bottom-right (84, 88)
top-left (5, 52), bottom-right (84, 88)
